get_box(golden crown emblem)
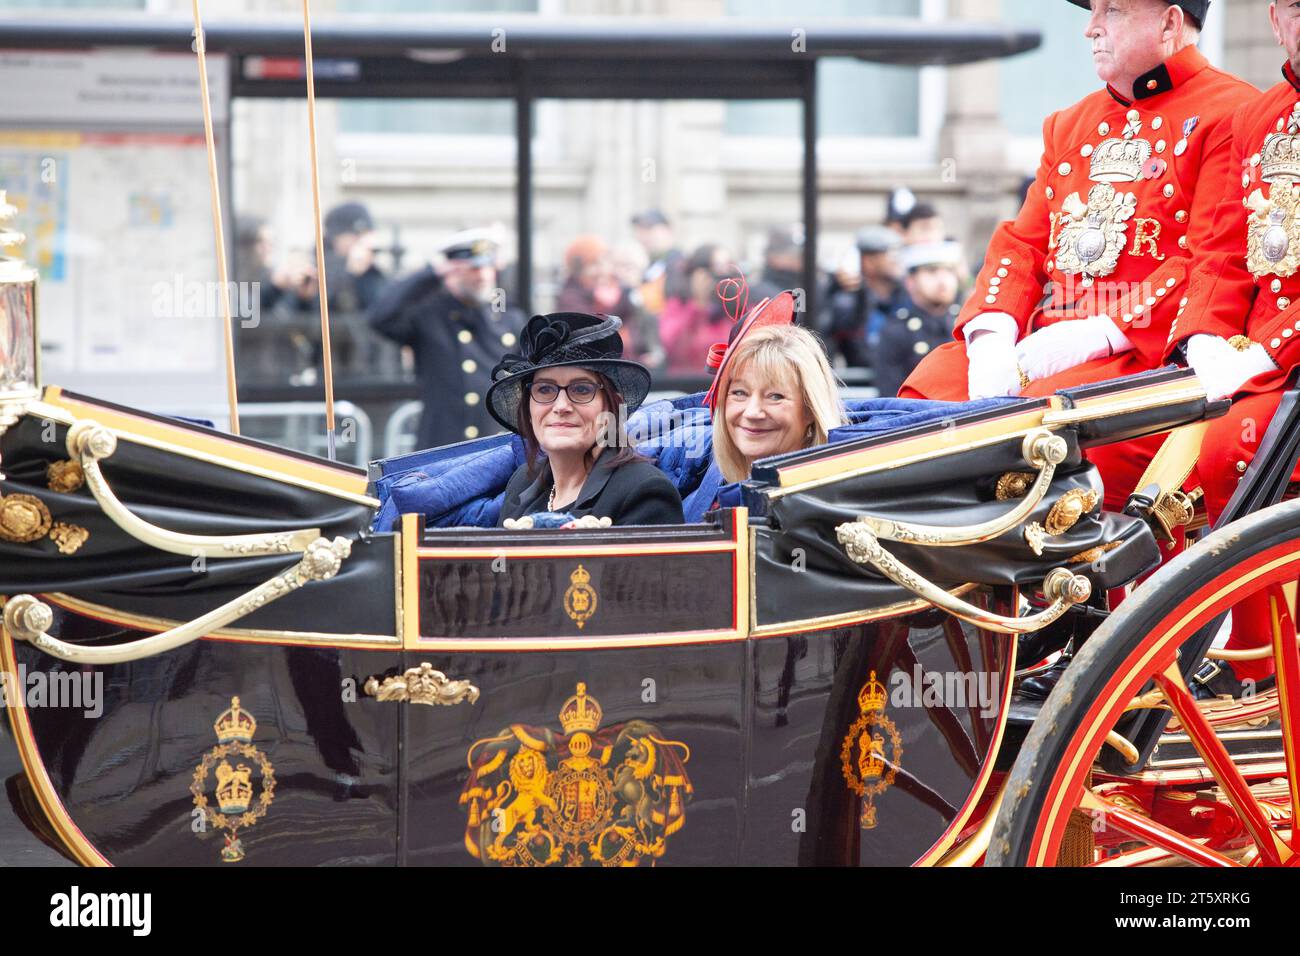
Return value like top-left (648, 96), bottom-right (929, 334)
top-left (1261, 131), bottom-right (1300, 184)
top-left (214, 696), bottom-right (257, 743)
top-left (558, 682), bottom-right (603, 734)
top-left (1088, 137), bottom-right (1152, 183)
top-left (570, 565), bottom-right (591, 587)
top-left (215, 760), bottom-right (254, 814)
top-left (857, 670), bottom-right (887, 713)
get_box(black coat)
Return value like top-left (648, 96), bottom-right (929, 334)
top-left (870, 292), bottom-right (959, 398)
top-left (499, 447), bottom-right (684, 526)
top-left (367, 267), bottom-right (525, 449)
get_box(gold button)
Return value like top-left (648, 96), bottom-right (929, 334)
top-left (457, 330), bottom-right (473, 344)
top-left (1046, 186), bottom-right (1055, 200)
top-left (1058, 162), bottom-right (1072, 176)
top-left (1127, 109), bottom-right (1140, 122)
top-left (1237, 461), bottom-right (1248, 473)
top-left (1146, 79), bottom-right (1158, 91)
top-left (1152, 116), bottom-right (1163, 130)
top-left (1134, 305), bottom-right (1145, 315)
top-left (997, 268), bottom-right (1008, 278)
top-left (1272, 279), bottom-right (1283, 293)
top-left (1179, 297), bottom-right (1188, 307)
top-left (501, 332), bottom-right (517, 347)
top-left (1155, 140), bottom-right (1166, 153)
top-left (1122, 314), bottom-right (1133, 323)
top-left (913, 341), bottom-right (930, 355)
top-left (907, 317), bottom-right (922, 332)
top-left (1271, 338), bottom-right (1282, 348)
top-left (1175, 210), bottom-right (1187, 223)
top-left (1166, 279), bottom-right (1176, 288)
top-left (464, 392), bottom-right (480, 406)
top-left (461, 359), bottom-right (477, 373)
top-left (990, 277), bottom-right (1001, 287)
top-left (1281, 297), bottom-right (1293, 310)
top-left (1079, 146), bottom-right (1092, 159)
top-left (464, 426), bottom-right (479, 439)
top-left (1098, 122), bottom-right (1110, 136)
top-left (1179, 236), bottom-right (1188, 249)
top-left (1046, 260), bottom-right (1055, 272)
top-left (1000, 258), bottom-right (1012, 266)
top-left (1164, 184), bottom-right (1175, 198)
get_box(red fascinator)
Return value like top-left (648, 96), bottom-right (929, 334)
top-left (703, 280), bottom-right (797, 412)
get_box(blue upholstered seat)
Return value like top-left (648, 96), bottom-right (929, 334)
top-left (369, 392), bottom-right (1020, 531)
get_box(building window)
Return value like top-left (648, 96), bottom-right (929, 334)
top-left (725, 0), bottom-right (922, 139)
top-left (999, 0), bottom-right (1096, 139)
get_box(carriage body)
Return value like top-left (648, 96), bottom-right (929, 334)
top-left (0, 331), bottom-right (1225, 865)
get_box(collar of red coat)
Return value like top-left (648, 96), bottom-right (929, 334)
top-left (1285, 60), bottom-right (1300, 94)
top-left (1105, 45), bottom-right (1209, 107)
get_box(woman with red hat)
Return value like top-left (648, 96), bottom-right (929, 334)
top-left (706, 291), bottom-right (847, 483)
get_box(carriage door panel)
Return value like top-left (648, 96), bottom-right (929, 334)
top-left (396, 514), bottom-right (747, 866)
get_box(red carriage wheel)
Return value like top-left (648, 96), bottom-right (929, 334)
top-left (990, 497), bottom-right (1300, 867)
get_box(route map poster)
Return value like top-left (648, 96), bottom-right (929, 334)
top-left (0, 51), bottom-right (231, 416)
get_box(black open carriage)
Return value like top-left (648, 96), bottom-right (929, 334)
top-left (3, 328), bottom-right (1295, 865)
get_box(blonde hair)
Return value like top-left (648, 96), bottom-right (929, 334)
top-left (711, 325), bottom-right (847, 483)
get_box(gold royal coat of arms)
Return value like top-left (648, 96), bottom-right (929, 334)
top-left (459, 682), bottom-right (692, 866)
top-left (840, 670), bottom-right (903, 830)
top-left (1245, 108), bottom-right (1300, 279)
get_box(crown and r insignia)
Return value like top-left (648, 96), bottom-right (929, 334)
top-left (1261, 129), bottom-right (1300, 184)
top-left (1089, 137), bottom-right (1153, 183)
top-left (558, 681), bottom-right (604, 734)
top-left (214, 695), bottom-right (257, 743)
top-left (857, 670), bottom-right (887, 713)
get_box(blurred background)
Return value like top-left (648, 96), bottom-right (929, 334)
top-left (0, 0), bottom-right (1269, 465)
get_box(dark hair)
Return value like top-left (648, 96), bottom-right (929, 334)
top-left (685, 243), bottom-right (720, 276)
top-left (902, 203), bottom-right (940, 229)
top-left (517, 369), bottom-right (646, 480)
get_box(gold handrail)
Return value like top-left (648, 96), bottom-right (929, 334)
top-left (836, 521), bottom-right (1091, 635)
top-left (856, 429), bottom-right (1069, 547)
top-left (3, 536), bottom-right (350, 664)
top-left (67, 420), bottom-right (323, 559)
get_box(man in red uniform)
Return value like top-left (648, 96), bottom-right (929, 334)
top-left (1165, 2), bottom-right (1300, 698)
top-left (900, 0), bottom-right (1254, 524)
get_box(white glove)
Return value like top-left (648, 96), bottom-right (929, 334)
top-left (1185, 334), bottom-right (1279, 400)
top-left (964, 313), bottom-right (1022, 399)
top-left (1016, 315), bottom-right (1132, 383)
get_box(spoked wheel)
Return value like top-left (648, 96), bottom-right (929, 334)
top-left (990, 497), bottom-right (1300, 867)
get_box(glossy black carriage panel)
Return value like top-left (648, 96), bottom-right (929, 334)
top-left (743, 603), bottom-right (1012, 866)
top-left (397, 643), bottom-right (745, 866)
top-left (5, 607), bottom-right (400, 866)
top-left (418, 550), bottom-right (736, 639)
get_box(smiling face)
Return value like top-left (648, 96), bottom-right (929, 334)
top-left (723, 361), bottom-right (814, 468)
top-left (1273, 2), bottom-right (1300, 70)
top-left (527, 365), bottom-right (610, 459)
top-left (1085, 0), bottom-right (1179, 88)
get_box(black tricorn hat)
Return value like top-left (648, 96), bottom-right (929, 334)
top-left (1065, 0), bottom-right (1207, 29)
top-left (486, 312), bottom-right (653, 435)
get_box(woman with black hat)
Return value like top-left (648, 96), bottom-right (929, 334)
top-left (488, 312), bottom-right (684, 527)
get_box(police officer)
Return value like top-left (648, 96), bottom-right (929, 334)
top-left (871, 240), bottom-right (963, 398)
top-left (826, 225), bottom-right (904, 367)
top-left (368, 232), bottom-right (525, 449)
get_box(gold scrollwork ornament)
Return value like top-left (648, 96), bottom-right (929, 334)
top-left (48, 522), bottom-right (89, 555)
top-left (190, 697), bottom-right (275, 863)
top-left (364, 662), bottom-right (479, 706)
top-left (1054, 184), bottom-right (1138, 284)
top-left (840, 670), bottom-right (903, 830)
top-left (995, 472), bottom-right (1036, 501)
top-left (46, 459), bottom-right (84, 494)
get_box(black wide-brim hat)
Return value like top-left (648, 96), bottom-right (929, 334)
top-left (1065, 0), bottom-right (1207, 29)
top-left (486, 312), bottom-right (653, 435)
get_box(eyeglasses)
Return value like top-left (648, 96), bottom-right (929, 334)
top-left (529, 380), bottom-right (601, 404)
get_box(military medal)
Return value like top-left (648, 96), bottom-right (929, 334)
top-left (1174, 116), bottom-right (1198, 156)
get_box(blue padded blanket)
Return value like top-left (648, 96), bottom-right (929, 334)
top-left (370, 393), bottom-right (1019, 531)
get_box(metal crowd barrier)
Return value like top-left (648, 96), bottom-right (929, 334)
top-left (171, 401), bottom-right (374, 466)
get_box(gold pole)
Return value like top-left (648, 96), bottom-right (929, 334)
top-left (300, 0), bottom-right (338, 460)
top-left (190, 0), bottom-right (240, 434)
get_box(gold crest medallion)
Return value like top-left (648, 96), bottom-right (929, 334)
top-left (1245, 182), bottom-right (1300, 278)
top-left (840, 670), bottom-right (903, 830)
top-left (1053, 184), bottom-right (1138, 284)
top-left (460, 682), bottom-right (693, 866)
top-left (190, 697), bottom-right (276, 863)
top-left (0, 493), bottom-right (52, 543)
top-left (563, 564), bottom-right (597, 629)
